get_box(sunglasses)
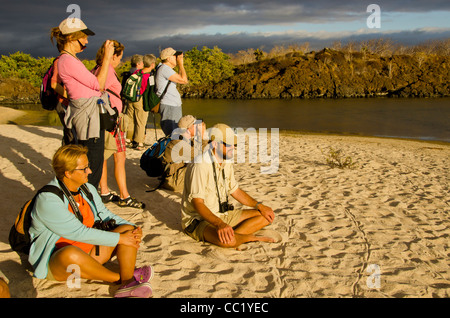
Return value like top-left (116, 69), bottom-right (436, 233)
top-left (222, 141), bottom-right (237, 148)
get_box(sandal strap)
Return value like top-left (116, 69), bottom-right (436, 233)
top-left (101, 192), bottom-right (120, 203)
top-left (119, 196), bottom-right (145, 209)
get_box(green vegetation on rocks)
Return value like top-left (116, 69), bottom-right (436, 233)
top-left (1, 39), bottom-right (449, 103)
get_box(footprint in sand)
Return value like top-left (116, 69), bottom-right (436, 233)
top-left (258, 229), bottom-right (285, 242)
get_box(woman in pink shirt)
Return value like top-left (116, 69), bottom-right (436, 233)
top-left (94, 40), bottom-right (145, 209)
top-left (50, 18), bottom-right (115, 188)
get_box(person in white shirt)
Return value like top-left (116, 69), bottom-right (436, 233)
top-left (181, 123), bottom-right (275, 248)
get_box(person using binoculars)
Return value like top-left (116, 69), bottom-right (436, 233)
top-left (156, 47), bottom-right (189, 136)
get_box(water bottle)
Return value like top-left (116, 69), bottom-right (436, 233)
top-left (136, 86), bottom-right (141, 100)
top-left (97, 99), bottom-right (106, 114)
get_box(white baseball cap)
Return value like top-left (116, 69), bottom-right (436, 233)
top-left (59, 18), bottom-right (95, 36)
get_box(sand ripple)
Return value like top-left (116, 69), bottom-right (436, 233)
top-left (0, 125), bottom-right (449, 298)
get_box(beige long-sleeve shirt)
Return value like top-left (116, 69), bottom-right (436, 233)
top-left (181, 150), bottom-right (239, 230)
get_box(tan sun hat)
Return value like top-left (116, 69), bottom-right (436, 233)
top-left (178, 115), bottom-right (196, 129)
top-left (209, 123), bottom-right (237, 146)
top-left (59, 17), bottom-right (95, 36)
top-left (160, 47), bottom-right (176, 60)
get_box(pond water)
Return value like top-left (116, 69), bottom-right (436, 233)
top-left (182, 97), bottom-right (450, 143)
top-left (3, 97), bottom-right (450, 143)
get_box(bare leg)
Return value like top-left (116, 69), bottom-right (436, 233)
top-left (99, 160), bottom-right (109, 195)
top-left (48, 225), bottom-right (138, 284)
top-left (111, 225), bottom-right (137, 284)
top-left (89, 224), bottom-right (137, 284)
top-left (203, 210), bottom-right (274, 248)
top-left (234, 209), bottom-right (271, 236)
top-left (48, 246), bottom-right (120, 283)
top-left (113, 151), bottom-right (130, 199)
top-left (203, 226), bottom-right (274, 248)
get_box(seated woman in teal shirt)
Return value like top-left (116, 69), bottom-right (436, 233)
top-left (28, 144), bottom-right (153, 298)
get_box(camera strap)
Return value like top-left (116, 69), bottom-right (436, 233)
top-left (57, 180), bottom-right (84, 222)
top-left (211, 162), bottom-right (229, 209)
top-left (58, 180), bottom-right (103, 256)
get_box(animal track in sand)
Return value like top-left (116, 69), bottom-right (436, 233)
top-left (343, 207), bottom-right (371, 297)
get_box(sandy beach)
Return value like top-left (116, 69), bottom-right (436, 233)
top-left (0, 109), bottom-right (449, 298)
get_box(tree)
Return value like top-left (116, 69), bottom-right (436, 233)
top-left (254, 48), bottom-right (264, 61)
top-left (0, 52), bottom-right (53, 86)
top-left (184, 46), bottom-right (235, 86)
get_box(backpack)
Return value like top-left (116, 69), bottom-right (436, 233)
top-left (122, 70), bottom-right (143, 102)
top-left (120, 70), bottom-right (132, 89)
top-left (39, 57), bottom-right (60, 111)
top-left (142, 65), bottom-right (171, 113)
top-left (140, 136), bottom-right (171, 178)
top-left (9, 183), bottom-right (93, 255)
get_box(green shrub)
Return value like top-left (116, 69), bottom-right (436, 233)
top-left (184, 46), bottom-right (235, 86)
top-left (322, 147), bottom-right (357, 169)
top-left (0, 52), bottom-right (54, 87)
top-left (0, 46), bottom-right (236, 89)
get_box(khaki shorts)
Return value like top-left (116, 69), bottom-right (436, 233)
top-left (104, 130), bottom-right (126, 160)
top-left (184, 209), bottom-right (243, 242)
top-left (104, 132), bottom-right (117, 160)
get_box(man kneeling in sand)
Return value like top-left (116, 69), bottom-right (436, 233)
top-left (181, 123), bottom-right (275, 248)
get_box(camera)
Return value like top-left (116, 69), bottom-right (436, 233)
top-left (174, 50), bottom-right (183, 56)
top-left (93, 219), bottom-right (117, 231)
top-left (219, 202), bottom-right (234, 213)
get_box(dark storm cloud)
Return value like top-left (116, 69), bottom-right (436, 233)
top-left (0, 0), bottom-right (449, 58)
top-left (143, 28), bottom-right (450, 55)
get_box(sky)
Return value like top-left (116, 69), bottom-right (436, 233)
top-left (0, 0), bottom-right (449, 59)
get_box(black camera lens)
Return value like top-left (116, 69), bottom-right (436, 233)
top-left (93, 219), bottom-right (116, 231)
top-left (107, 219), bottom-right (116, 230)
top-left (175, 51), bottom-right (183, 56)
